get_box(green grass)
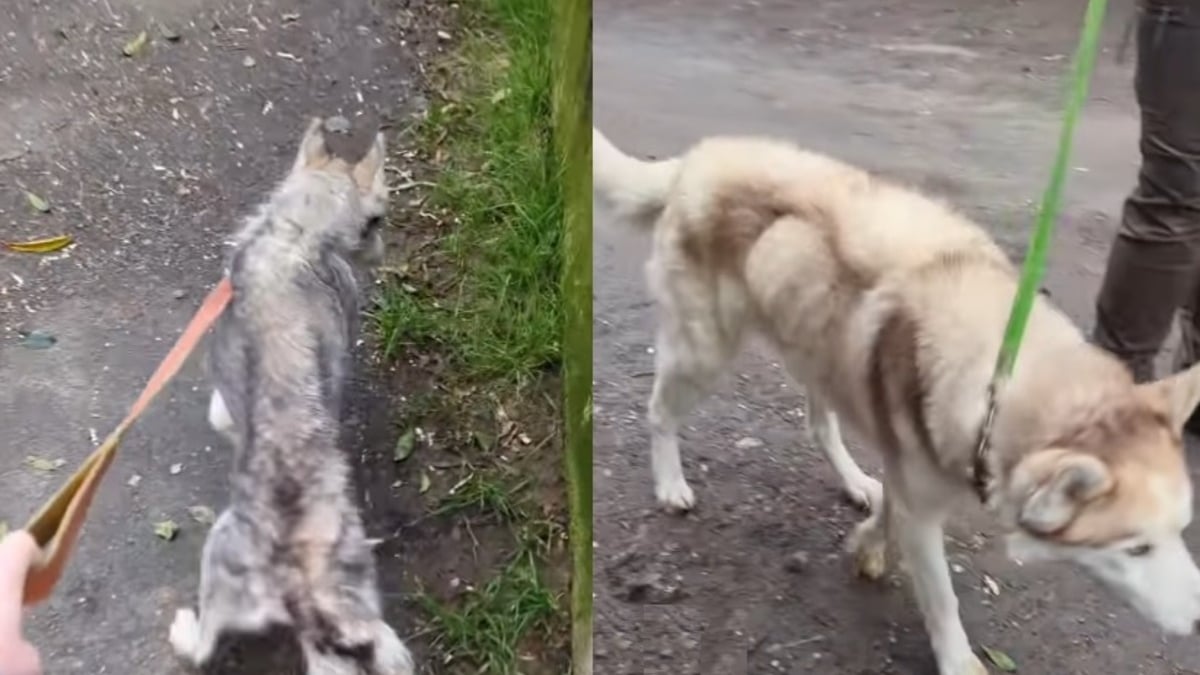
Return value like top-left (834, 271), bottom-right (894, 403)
top-left (418, 549), bottom-right (558, 674)
top-left (372, 0), bottom-right (571, 671)
top-left (433, 469), bottom-right (529, 523)
top-left (373, 0), bottom-right (561, 383)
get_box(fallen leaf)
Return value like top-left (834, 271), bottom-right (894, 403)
top-left (18, 330), bottom-right (56, 350)
top-left (982, 646), bottom-right (1017, 672)
top-left (188, 505), bottom-right (216, 526)
top-left (419, 471), bottom-right (431, 495)
top-left (4, 234), bottom-right (72, 253)
top-left (393, 428), bottom-right (416, 462)
top-left (122, 31), bottom-right (149, 57)
top-left (24, 191), bottom-right (50, 213)
top-left (153, 519), bottom-right (179, 541)
top-left (24, 455), bottom-right (65, 472)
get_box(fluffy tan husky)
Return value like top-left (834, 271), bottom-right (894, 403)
top-left (593, 127), bottom-right (1200, 675)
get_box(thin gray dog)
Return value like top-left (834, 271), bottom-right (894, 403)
top-left (168, 118), bottom-right (414, 675)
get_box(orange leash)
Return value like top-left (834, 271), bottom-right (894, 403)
top-left (20, 277), bottom-right (233, 605)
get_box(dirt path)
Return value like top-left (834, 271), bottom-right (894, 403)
top-left (0, 1), bottom-right (454, 672)
top-left (594, 1), bottom-right (1200, 673)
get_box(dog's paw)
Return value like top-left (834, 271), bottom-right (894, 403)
top-left (168, 608), bottom-right (201, 661)
top-left (655, 477), bottom-right (696, 513)
top-left (854, 545), bottom-right (887, 581)
top-left (843, 474), bottom-right (884, 514)
top-left (845, 517), bottom-right (887, 581)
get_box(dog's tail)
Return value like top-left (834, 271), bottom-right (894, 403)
top-left (593, 127), bottom-right (680, 230)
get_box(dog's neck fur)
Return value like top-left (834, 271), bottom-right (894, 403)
top-left (985, 317), bottom-right (1142, 509)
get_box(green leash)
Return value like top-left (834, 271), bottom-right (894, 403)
top-left (972, 0), bottom-right (1110, 499)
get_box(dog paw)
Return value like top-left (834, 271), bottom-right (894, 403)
top-left (655, 478), bottom-right (696, 513)
top-left (855, 544), bottom-right (887, 580)
top-left (843, 475), bottom-right (884, 514)
top-left (168, 608), bottom-right (200, 661)
top-left (845, 517), bottom-right (887, 580)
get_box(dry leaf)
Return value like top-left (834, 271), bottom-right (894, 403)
top-left (25, 455), bottom-right (65, 472)
top-left (24, 191), bottom-right (50, 213)
top-left (4, 234), bottom-right (72, 253)
top-left (188, 505), bottom-right (216, 526)
top-left (419, 471), bottom-right (431, 494)
top-left (982, 646), bottom-right (1017, 672)
top-left (394, 428), bottom-right (416, 462)
top-left (153, 519), bottom-right (179, 541)
top-left (122, 31), bottom-right (149, 57)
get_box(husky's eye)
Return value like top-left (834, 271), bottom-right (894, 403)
top-left (1125, 544), bottom-right (1153, 557)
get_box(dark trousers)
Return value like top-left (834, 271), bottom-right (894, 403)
top-left (1093, 1), bottom-right (1200, 383)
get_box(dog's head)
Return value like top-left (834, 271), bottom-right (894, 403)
top-left (1004, 362), bottom-right (1200, 634)
top-left (280, 117), bottom-right (389, 265)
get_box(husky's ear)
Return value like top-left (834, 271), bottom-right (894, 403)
top-left (292, 117), bottom-right (330, 172)
top-left (1014, 449), bottom-right (1113, 535)
top-left (352, 131), bottom-right (387, 194)
top-left (1140, 362), bottom-right (1200, 432)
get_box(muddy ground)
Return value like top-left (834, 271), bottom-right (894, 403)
top-left (594, 0), bottom-right (1200, 673)
top-left (0, 0), bottom-right (498, 673)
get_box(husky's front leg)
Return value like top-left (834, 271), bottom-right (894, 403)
top-left (894, 508), bottom-right (986, 675)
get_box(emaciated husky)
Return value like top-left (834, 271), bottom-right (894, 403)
top-left (594, 127), bottom-right (1200, 675)
top-left (169, 118), bottom-right (414, 675)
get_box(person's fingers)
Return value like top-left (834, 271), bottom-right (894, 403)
top-left (0, 530), bottom-right (37, 628)
top-left (0, 638), bottom-right (42, 675)
top-left (0, 530), bottom-right (41, 675)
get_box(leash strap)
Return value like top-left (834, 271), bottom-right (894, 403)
top-left (973, 0), bottom-right (1109, 500)
top-left (19, 277), bottom-right (233, 605)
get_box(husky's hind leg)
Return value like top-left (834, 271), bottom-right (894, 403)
top-left (170, 509), bottom-right (288, 667)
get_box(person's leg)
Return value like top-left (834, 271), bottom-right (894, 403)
top-left (1093, 2), bottom-right (1200, 382)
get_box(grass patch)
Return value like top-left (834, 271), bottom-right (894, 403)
top-left (418, 549), bottom-right (558, 674)
top-left (373, 0), bottom-right (561, 383)
top-left (373, 0), bottom-right (569, 671)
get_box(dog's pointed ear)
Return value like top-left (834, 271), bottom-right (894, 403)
top-left (1140, 362), bottom-right (1200, 432)
top-left (352, 131), bottom-right (387, 193)
top-left (1015, 449), bottom-right (1113, 535)
top-left (292, 117), bottom-right (330, 173)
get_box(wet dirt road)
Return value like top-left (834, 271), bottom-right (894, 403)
top-left (594, 0), bottom-right (1200, 673)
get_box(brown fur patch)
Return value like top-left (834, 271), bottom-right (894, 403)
top-left (867, 307), bottom-right (935, 459)
top-left (681, 175), bottom-right (872, 285)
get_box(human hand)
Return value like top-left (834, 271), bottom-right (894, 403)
top-left (0, 530), bottom-right (41, 675)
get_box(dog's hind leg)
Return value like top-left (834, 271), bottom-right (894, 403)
top-left (368, 620), bottom-right (415, 675)
top-left (647, 312), bottom-right (741, 512)
top-left (170, 509), bottom-right (288, 667)
top-left (300, 641), bottom-right (363, 675)
top-left (805, 391), bottom-right (883, 513)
